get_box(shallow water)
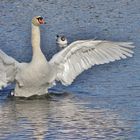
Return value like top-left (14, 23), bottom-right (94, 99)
top-left (0, 0), bottom-right (140, 139)
top-left (0, 91), bottom-right (138, 140)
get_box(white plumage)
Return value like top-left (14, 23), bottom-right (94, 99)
top-left (0, 49), bottom-right (18, 89)
top-left (52, 40), bottom-right (134, 85)
top-left (0, 16), bottom-right (135, 97)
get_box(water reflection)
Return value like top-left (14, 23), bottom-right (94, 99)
top-left (0, 93), bottom-right (131, 139)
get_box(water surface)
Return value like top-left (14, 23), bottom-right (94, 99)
top-left (0, 0), bottom-right (140, 139)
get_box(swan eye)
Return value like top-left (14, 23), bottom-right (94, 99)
top-left (37, 17), bottom-right (43, 20)
top-left (36, 16), bottom-right (46, 24)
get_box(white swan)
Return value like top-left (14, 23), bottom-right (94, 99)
top-left (0, 16), bottom-right (135, 97)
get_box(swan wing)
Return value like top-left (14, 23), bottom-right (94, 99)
top-left (0, 50), bottom-right (20, 89)
top-left (49, 40), bottom-right (135, 86)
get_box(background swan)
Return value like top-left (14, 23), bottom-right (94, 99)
top-left (0, 16), bottom-right (135, 97)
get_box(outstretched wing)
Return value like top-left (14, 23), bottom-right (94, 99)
top-left (49, 40), bottom-right (135, 86)
top-left (0, 50), bottom-right (20, 89)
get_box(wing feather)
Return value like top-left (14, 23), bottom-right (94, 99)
top-left (0, 50), bottom-right (19, 89)
top-left (50, 40), bottom-right (135, 85)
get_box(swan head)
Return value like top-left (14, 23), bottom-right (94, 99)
top-left (56, 35), bottom-right (68, 49)
top-left (32, 16), bottom-right (46, 26)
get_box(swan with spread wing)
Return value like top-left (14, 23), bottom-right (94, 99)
top-left (0, 16), bottom-right (135, 97)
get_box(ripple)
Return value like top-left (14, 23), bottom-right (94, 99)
top-left (0, 93), bottom-right (133, 140)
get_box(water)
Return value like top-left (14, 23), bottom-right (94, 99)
top-left (0, 0), bottom-right (140, 139)
top-left (0, 93), bottom-right (138, 140)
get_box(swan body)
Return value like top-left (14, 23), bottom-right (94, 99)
top-left (0, 16), bottom-right (135, 97)
top-left (14, 17), bottom-right (56, 97)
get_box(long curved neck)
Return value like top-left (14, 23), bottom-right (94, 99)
top-left (32, 24), bottom-right (40, 49)
top-left (31, 24), bottom-right (44, 61)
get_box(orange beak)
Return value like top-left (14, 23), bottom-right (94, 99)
top-left (38, 19), bottom-right (46, 24)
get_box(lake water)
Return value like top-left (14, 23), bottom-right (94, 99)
top-left (0, 0), bottom-right (140, 139)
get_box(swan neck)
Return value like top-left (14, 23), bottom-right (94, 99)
top-left (31, 24), bottom-right (41, 52)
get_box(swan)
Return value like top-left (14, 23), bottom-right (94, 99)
top-left (0, 16), bottom-right (135, 97)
